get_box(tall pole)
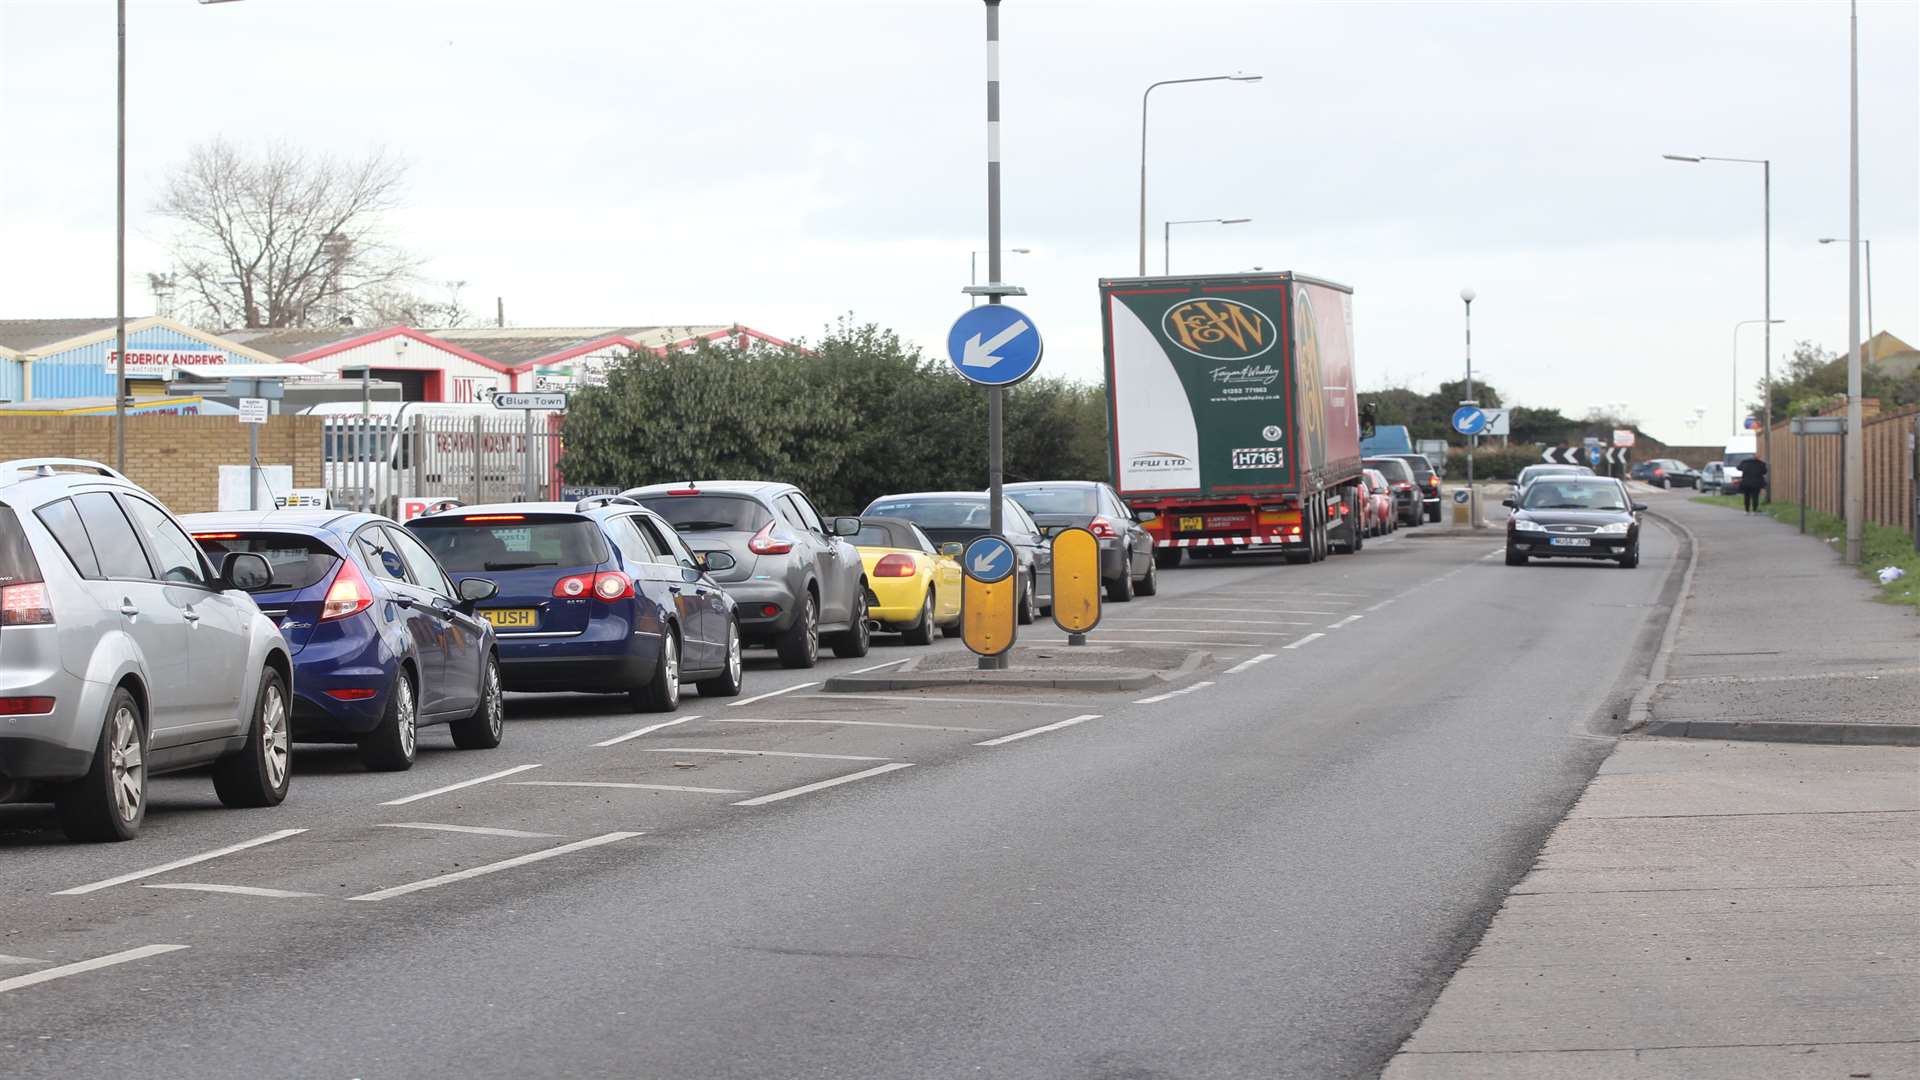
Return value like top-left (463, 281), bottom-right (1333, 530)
top-left (1762, 159), bottom-right (1772, 502)
top-left (114, 0), bottom-right (128, 472)
top-left (1843, 0), bottom-right (1863, 565)
top-left (1462, 289), bottom-right (1475, 512)
top-left (983, 0), bottom-right (1006, 669)
top-left (1863, 238), bottom-right (1874, 342)
top-left (1138, 75), bottom-right (1261, 275)
top-left (970, 251), bottom-right (978, 307)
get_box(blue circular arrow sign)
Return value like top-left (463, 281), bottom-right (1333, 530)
top-left (962, 535), bottom-right (1017, 584)
top-left (947, 304), bottom-right (1044, 387)
top-left (1451, 406), bottom-right (1487, 435)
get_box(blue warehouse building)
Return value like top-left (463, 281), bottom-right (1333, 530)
top-left (0, 317), bottom-right (276, 403)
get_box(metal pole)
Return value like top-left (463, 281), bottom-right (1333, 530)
top-left (248, 423), bottom-right (260, 511)
top-left (114, 0), bottom-right (127, 473)
top-left (969, 251), bottom-right (978, 308)
top-left (523, 408), bottom-right (535, 501)
top-left (1138, 85), bottom-right (1150, 276)
top-left (1163, 220), bottom-right (1170, 275)
top-left (1762, 158), bottom-right (1773, 503)
top-left (1798, 429), bottom-right (1806, 532)
top-left (1843, 0), bottom-right (1863, 564)
top-left (983, 0), bottom-right (1007, 670)
top-left (1863, 239), bottom-right (1873, 342)
top-left (1464, 295), bottom-right (1475, 518)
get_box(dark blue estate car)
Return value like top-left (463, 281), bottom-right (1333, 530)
top-left (184, 510), bottom-right (506, 772)
top-left (405, 496), bottom-right (744, 713)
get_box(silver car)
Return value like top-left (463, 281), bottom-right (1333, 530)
top-left (0, 459), bottom-right (292, 841)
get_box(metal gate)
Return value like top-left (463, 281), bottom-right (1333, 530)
top-left (322, 413), bottom-right (562, 517)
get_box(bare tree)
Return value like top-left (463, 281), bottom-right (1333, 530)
top-left (155, 138), bottom-right (417, 329)
top-left (358, 280), bottom-right (475, 329)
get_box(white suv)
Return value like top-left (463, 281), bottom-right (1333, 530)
top-left (0, 459), bottom-right (293, 841)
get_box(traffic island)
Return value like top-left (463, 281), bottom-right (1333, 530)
top-left (823, 642), bottom-right (1208, 693)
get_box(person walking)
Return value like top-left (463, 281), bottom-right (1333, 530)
top-left (1737, 457), bottom-right (1768, 513)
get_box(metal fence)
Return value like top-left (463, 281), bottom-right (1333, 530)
top-left (322, 413), bottom-right (563, 516)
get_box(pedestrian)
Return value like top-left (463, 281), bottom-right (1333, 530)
top-left (1737, 457), bottom-right (1768, 513)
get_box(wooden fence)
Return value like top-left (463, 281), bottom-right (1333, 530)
top-left (1765, 404), bottom-right (1918, 534)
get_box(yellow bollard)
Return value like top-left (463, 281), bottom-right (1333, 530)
top-left (1049, 527), bottom-right (1102, 644)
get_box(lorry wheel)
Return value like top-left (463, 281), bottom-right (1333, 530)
top-left (1154, 548), bottom-right (1182, 570)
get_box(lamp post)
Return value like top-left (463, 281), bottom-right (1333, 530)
top-left (1663, 151), bottom-right (1771, 498)
top-left (1163, 217), bottom-right (1250, 275)
top-left (1817, 237), bottom-right (1873, 343)
top-left (1843, 0), bottom-right (1863, 565)
top-left (1732, 319), bottom-right (1784, 438)
top-left (970, 247), bottom-right (1029, 307)
top-left (1460, 287), bottom-right (1476, 507)
top-left (1138, 74), bottom-right (1261, 275)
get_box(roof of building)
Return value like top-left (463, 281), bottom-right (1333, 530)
top-left (0, 318), bottom-right (127, 352)
top-left (220, 326), bottom-right (385, 358)
top-left (433, 326), bottom-right (736, 369)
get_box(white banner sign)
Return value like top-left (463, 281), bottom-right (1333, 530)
top-left (105, 349), bottom-right (229, 379)
top-left (493, 392), bottom-right (567, 411)
top-left (237, 398), bottom-right (269, 424)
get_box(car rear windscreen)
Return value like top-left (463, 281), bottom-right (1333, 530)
top-left (1006, 488), bottom-right (1097, 515)
top-left (0, 506), bottom-right (42, 587)
top-left (1392, 455), bottom-right (1435, 478)
top-left (853, 523), bottom-right (914, 549)
top-left (632, 495), bottom-right (773, 533)
top-left (410, 515), bottom-right (609, 572)
top-left (1364, 460), bottom-right (1412, 482)
top-left (193, 531), bottom-right (342, 592)
top-left (864, 498), bottom-right (991, 529)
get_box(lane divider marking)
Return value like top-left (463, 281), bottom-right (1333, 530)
top-left (1225, 653), bottom-right (1276, 674)
top-left (54, 828), bottom-right (308, 896)
top-left (847, 658), bottom-right (913, 675)
top-left (1328, 614), bottom-right (1363, 629)
top-left (712, 717), bottom-right (995, 733)
top-left (380, 764), bottom-right (542, 806)
top-left (594, 715), bottom-right (700, 747)
top-left (975, 714), bottom-right (1102, 747)
top-left (511, 780), bottom-right (747, 795)
top-left (377, 822), bottom-right (561, 840)
top-left (634, 747), bottom-right (890, 762)
top-left (1283, 632), bottom-right (1326, 650)
top-left (141, 883), bottom-right (317, 899)
top-left (727, 681), bottom-right (820, 709)
top-left (732, 763), bottom-right (916, 807)
top-left (0, 955), bottom-right (50, 967)
top-left (0, 944), bottom-right (189, 995)
top-left (1133, 681), bottom-right (1215, 705)
top-left (349, 831), bottom-right (644, 902)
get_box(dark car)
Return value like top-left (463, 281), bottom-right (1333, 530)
top-left (407, 496), bottom-right (744, 713)
top-left (861, 491), bottom-right (1055, 624)
top-left (621, 482), bottom-right (870, 669)
top-left (1630, 458), bottom-right (1698, 490)
top-left (1363, 457), bottom-right (1423, 526)
top-left (185, 510), bottom-right (505, 772)
top-left (1376, 453), bottom-right (1442, 521)
top-left (1502, 477), bottom-right (1646, 568)
top-left (1004, 480), bottom-right (1158, 602)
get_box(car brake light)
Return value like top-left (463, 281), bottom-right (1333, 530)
top-left (667, 489), bottom-right (701, 496)
top-left (191, 532), bottom-right (241, 541)
top-left (1653, 467), bottom-right (1664, 477)
top-left (873, 553), bottom-right (917, 577)
top-left (465, 514), bottom-right (526, 523)
top-left (1, 581), bottom-right (53, 626)
top-left (593, 571), bottom-right (634, 600)
top-left (0, 696), bottom-right (55, 715)
top-left (323, 688), bottom-right (379, 702)
top-left (759, 603), bottom-right (781, 617)
top-left (321, 560), bottom-right (375, 621)
top-left (554, 574), bottom-right (591, 598)
top-left (1087, 516), bottom-right (1120, 539)
top-left (1426, 476), bottom-right (1439, 489)
top-left (748, 521), bottom-right (796, 555)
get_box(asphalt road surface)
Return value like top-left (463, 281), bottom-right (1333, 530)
top-left (0, 515), bottom-right (1685, 1079)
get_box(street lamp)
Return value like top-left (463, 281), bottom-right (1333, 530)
top-left (1664, 151), bottom-right (1771, 496)
top-left (970, 247), bottom-right (1029, 307)
top-left (1163, 217), bottom-right (1250, 274)
top-left (1732, 319), bottom-right (1784, 439)
top-left (1817, 237), bottom-right (1874, 342)
top-left (1138, 74), bottom-right (1261, 275)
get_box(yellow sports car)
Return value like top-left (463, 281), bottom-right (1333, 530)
top-left (853, 517), bottom-right (962, 644)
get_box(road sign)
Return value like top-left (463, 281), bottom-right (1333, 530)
top-left (1450, 406), bottom-right (1487, 436)
top-left (1605, 447), bottom-right (1630, 464)
top-left (236, 397), bottom-right (269, 425)
top-left (493, 392), bottom-right (567, 411)
top-left (960, 535), bottom-right (1018, 657)
top-left (1539, 446), bottom-right (1585, 465)
top-left (1587, 445), bottom-right (1604, 467)
top-left (1049, 527), bottom-right (1101, 639)
top-left (946, 304), bottom-right (1043, 387)
top-left (1582, 435), bottom-right (1603, 447)
top-left (1453, 488), bottom-right (1470, 505)
top-left (1613, 429), bottom-right (1636, 447)
top-left (963, 535), bottom-right (1016, 584)
top-left (1480, 408), bottom-right (1510, 437)
top-left (1743, 415), bottom-right (1760, 431)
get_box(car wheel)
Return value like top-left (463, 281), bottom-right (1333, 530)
top-left (1505, 546), bottom-right (1528, 566)
top-left (940, 619), bottom-right (964, 638)
top-left (697, 619), bottom-right (746, 697)
top-left (1425, 504), bottom-right (1441, 523)
top-left (1660, 477), bottom-right (1671, 490)
top-left (450, 654), bottom-right (505, 750)
top-left (1618, 542), bottom-right (1640, 569)
top-left (632, 630), bottom-right (681, 712)
top-left (902, 591), bottom-right (937, 646)
top-left (775, 592), bottom-right (819, 669)
top-left (831, 589), bottom-right (873, 658)
top-left (57, 687), bottom-right (146, 842)
top-left (358, 670), bottom-right (418, 772)
top-left (1017, 573), bottom-right (1037, 624)
top-left (213, 666), bottom-right (293, 807)
top-left (1154, 548), bottom-right (1182, 570)
top-left (1136, 552), bottom-right (1159, 596)
top-left (1106, 555), bottom-right (1135, 602)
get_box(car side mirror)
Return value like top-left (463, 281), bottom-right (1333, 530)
top-left (1501, 498), bottom-right (1515, 508)
top-left (458, 577), bottom-right (498, 604)
top-left (1134, 509), bottom-right (1157, 522)
top-left (939, 541), bottom-right (964, 558)
top-left (831, 516), bottom-right (861, 537)
top-left (697, 550), bottom-right (736, 572)
top-left (222, 552), bottom-right (272, 591)
top-left (1632, 502), bottom-right (1648, 513)
top-left (1360, 401), bottom-right (1378, 438)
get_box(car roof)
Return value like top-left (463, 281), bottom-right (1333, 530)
top-left (179, 509), bottom-right (384, 536)
top-left (869, 491), bottom-right (990, 502)
top-left (623, 481), bottom-right (789, 498)
top-left (1003, 480), bottom-right (1099, 490)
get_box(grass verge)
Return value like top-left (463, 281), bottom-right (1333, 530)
top-left (1692, 494), bottom-right (1920, 608)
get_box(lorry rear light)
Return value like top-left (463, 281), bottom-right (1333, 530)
top-left (592, 571), bottom-right (634, 600)
top-left (873, 554), bottom-right (916, 577)
top-left (1087, 516), bottom-right (1120, 539)
top-left (748, 521), bottom-right (796, 555)
top-left (0, 581), bottom-right (52, 626)
top-left (0, 696), bottom-right (55, 715)
top-left (1259, 509), bottom-right (1300, 526)
top-left (320, 561), bottom-right (374, 621)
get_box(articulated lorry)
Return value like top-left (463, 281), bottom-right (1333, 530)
top-left (1098, 272), bottom-right (1372, 566)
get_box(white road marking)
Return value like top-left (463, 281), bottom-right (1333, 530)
top-left (0, 944), bottom-right (189, 994)
top-left (633, 747), bottom-right (890, 761)
top-left (1104, 617), bottom-right (1313, 626)
top-left (1048, 626), bottom-right (1288, 637)
top-left (727, 681), bottom-right (820, 708)
top-left (376, 822), bottom-right (560, 839)
top-left (975, 713), bottom-right (1102, 747)
top-left (813, 692), bottom-right (1085, 708)
top-left (1225, 653), bottom-right (1277, 674)
top-left (511, 780), bottom-right (746, 795)
top-left (1362, 598), bottom-right (1397, 613)
top-left (0, 955), bottom-right (49, 966)
top-left (1143, 605), bottom-right (1340, 616)
top-left (712, 716), bottom-right (993, 733)
top-left (380, 763), bottom-right (543, 806)
top-left (847, 658), bottom-right (912, 674)
top-left (1328, 614), bottom-right (1363, 629)
top-left (1133, 681), bottom-right (1215, 705)
top-left (349, 832), bottom-right (644, 902)
top-left (593, 715), bottom-right (700, 747)
top-left (732, 762), bottom-right (916, 806)
top-left (1029, 637), bottom-right (1268, 648)
top-left (53, 828), bottom-right (308, 896)
top-left (141, 883), bottom-right (318, 899)
top-left (1283, 632), bottom-right (1326, 650)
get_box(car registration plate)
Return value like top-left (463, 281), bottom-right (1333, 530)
top-left (1178, 515), bottom-right (1205, 532)
top-left (1549, 537), bottom-right (1591, 547)
top-left (481, 608), bottom-right (539, 629)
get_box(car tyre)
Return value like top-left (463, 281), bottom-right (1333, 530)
top-left (57, 687), bottom-right (147, 842)
top-left (633, 630), bottom-right (682, 712)
top-left (1106, 555), bottom-right (1135, 602)
top-left (831, 590), bottom-right (873, 658)
top-left (1154, 548), bottom-right (1181, 570)
top-left (358, 670), bottom-right (418, 772)
top-left (696, 619), bottom-right (746, 697)
top-left (1505, 546), bottom-right (1528, 567)
top-left (1617, 542), bottom-right (1640, 569)
top-left (940, 619), bottom-right (964, 638)
top-left (901, 592), bottom-right (937, 646)
top-left (1425, 504), bottom-right (1441, 523)
top-left (213, 667), bottom-right (293, 807)
top-left (1017, 572), bottom-right (1037, 624)
top-left (1136, 553), bottom-right (1159, 596)
top-left (1660, 477), bottom-right (1671, 490)
top-left (450, 654), bottom-right (505, 750)
top-left (775, 592), bottom-right (820, 669)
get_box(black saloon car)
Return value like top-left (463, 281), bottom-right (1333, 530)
top-left (1503, 477), bottom-right (1646, 568)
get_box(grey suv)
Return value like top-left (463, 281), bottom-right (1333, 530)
top-left (0, 459), bottom-right (292, 841)
top-left (624, 482), bottom-right (870, 669)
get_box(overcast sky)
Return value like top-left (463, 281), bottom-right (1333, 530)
top-left (2, 0), bottom-right (1914, 443)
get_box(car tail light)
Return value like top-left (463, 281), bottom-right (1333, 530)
top-left (1394, 482), bottom-right (1412, 490)
top-left (592, 571), bottom-right (634, 600)
top-left (1426, 476), bottom-right (1439, 489)
top-left (323, 688), bottom-right (379, 702)
top-left (464, 514), bottom-right (526, 523)
top-left (191, 532), bottom-right (241, 541)
top-left (748, 521), bottom-right (796, 555)
top-left (554, 574), bottom-right (591, 598)
top-left (0, 581), bottom-right (52, 626)
top-left (873, 553), bottom-right (916, 577)
top-left (321, 561), bottom-right (374, 621)
top-left (666, 488), bottom-right (701, 496)
top-left (0, 696), bottom-right (54, 715)
top-left (1087, 516), bottom-right (1120, 539)
top-left (1653, 467), bottom-right (1665, 477)
top-left (759, 603), bottom-right (781, 617)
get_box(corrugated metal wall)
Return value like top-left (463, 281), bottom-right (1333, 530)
top-left (2, 326), bottom-right (245, 400)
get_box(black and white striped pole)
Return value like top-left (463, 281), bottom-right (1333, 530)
top-left (982, 0), bottom-right (1007, 669)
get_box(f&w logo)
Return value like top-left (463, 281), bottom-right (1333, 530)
top-left (1163, 297), bottom-right (1279, 361)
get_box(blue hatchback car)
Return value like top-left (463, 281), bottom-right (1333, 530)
top-left (405, 496), bottom-right (744, 713)
top-left (184, 511), bottom-right (506, 772)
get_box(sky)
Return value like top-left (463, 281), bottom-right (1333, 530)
top-left (1, 0), bottom-right (1914, 445)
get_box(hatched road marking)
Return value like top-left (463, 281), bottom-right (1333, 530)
top-left (975, 714), bottom-right (1102, 747)
top-left (1283, 633), bottom-right (1326, 650)
top-left (349, 832), bottom-right (644, 902)
top-left (732, 763), bottom-right (916, 807)
top-left (1225, 653), bottom-right (1276, 674)
top-left (712, 716), bottom-right (995, 733)
top-left (727, 682), bottom-right (820, 708)
top-left (377, 822), bottom-right (561, 839)
top-left (634, 747), bottom-right (891, 762)
top-left (0, 944), bottom-right (189, 995)
top-left (54, 828), bottom-right (308, 896)
top-left (594, 715), bottom-right (701, 746)
top-left (141, 883), bottom-right (318, 899)
top-left (511, 781), bottom-right (748, 795)
top-left (381, 764), bottom-right (543, 806)
top-left (1134, 681), bottom-right (1215, 705)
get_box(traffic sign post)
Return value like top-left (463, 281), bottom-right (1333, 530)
top-left (960, 535), bottom-right (1018, 660)
top-left (1048, 527), bottom-right (1101, 645)
top-left (493, 392), bottom-right (565, 502)
top-left (1450, 406), bottom-right (1487, 436)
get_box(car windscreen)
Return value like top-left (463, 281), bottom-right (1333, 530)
top-left (0, 505), bottom-right (42, 588)
top-left (1391, 455), bottom-right (1435, 479)
top-left (864, 498), bottom-right (991, 529)
top-left (631, 495), bottom-right (773, 533)
top-left (1006, 488), bottom-right (1097, 515)
top-left (191, 531), bottom-right (342, 592)
top-left (410, 515), bottom-right (610, 572)
top-left (1364, 460), bottom-right (1412, 483)
top-left (1522, 482), bottom-right (1629, 512)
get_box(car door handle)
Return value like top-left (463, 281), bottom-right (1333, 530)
top-left (119, 602), bottom-right (139, 617)
top-left (391, 594), bottom-right (415, 608)
top-left (182, 609), bottom-right (201, 623)
top-left (668, 585), bottom-right (683, 594)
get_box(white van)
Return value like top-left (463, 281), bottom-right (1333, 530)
top-left (302, 401), bottom-right (561, 518)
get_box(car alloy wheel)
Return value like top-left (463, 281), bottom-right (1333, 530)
top-left (662, 634), bottom-right (681, 708)
top-left (727, 624), bottom-right (742, 685)
top-left (397, 678), bottom-right (417, 759)
top-left (483, 660), bottom-right (504, 740)
top-left (260, 678), bottom-right (290, 793)
top-left (804, 595), bottom-right (819, 663)
top-left (109, 703), bottom-right (144, 825)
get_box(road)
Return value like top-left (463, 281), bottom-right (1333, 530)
top-left (0, 513), bottom-right (1685, 1079)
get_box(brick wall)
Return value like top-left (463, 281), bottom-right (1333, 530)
top-left (1765, 404), bottom-right (1918, 534)
top-left (0, 415), bottom-right (324, 514)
